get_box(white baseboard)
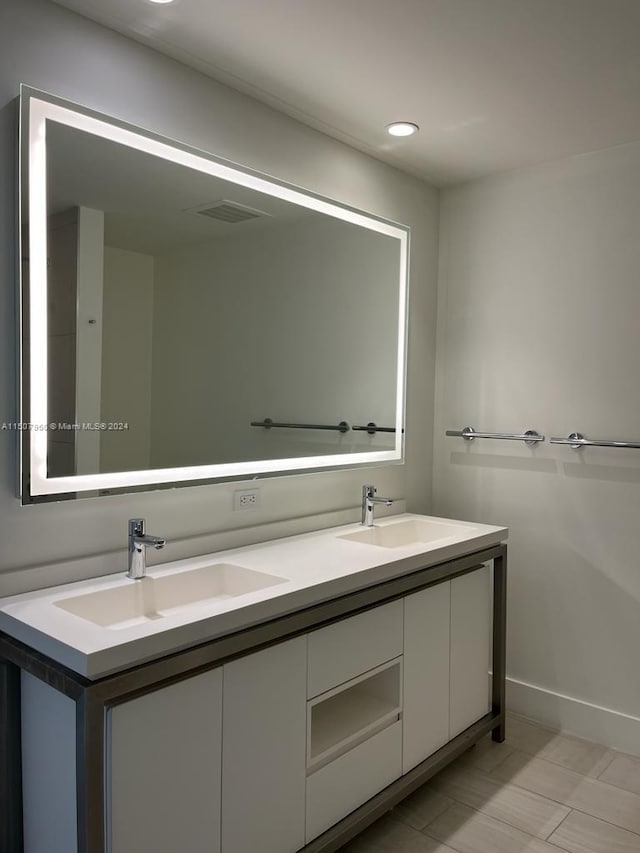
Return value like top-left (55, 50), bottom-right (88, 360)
top-left (506, 676), bottom-right (640, 757)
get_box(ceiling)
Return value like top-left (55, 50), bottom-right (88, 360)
top-left (46, 120), bottom-right (316, 254)
top-left (51, 0), bottom-right (640, 186)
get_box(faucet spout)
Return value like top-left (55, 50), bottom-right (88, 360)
top-left (135, 533), bottom-right (166, 549)
top-left (127, 519), bottom-right (166, 580)
top-left (361, 484), bottom-right (394, 527)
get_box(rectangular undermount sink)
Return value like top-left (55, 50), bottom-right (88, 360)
top-left (55, 564), bottom-right (287, 630)
top-left (338, 519), bottom-right (476, 549)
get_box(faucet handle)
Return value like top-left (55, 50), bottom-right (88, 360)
top-left (128, 518), bottom-right (145, 538)
top-left (363, 484), bottom-right (376, 499)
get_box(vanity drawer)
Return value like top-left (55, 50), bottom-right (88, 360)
top-left (305, 720), bottom-right (402, 843)
top-left (307, 599), bottom-right (403, 698)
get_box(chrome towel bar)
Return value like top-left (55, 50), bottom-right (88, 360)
top-left (446, 426), bottom-right (545, 446)
top-left (251, 418), bottom-right (350, 433)
top-left (251, 419), bottom-right (399, 435)
top-left (550, 432), bottom-right (640, 450)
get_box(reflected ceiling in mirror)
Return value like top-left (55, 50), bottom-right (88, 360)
top-left (20, 89), bottom-right (409, 501)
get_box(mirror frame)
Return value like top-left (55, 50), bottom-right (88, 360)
top-left (19, 87), bottom-right (409, 499)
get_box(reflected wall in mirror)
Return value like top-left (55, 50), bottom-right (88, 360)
top-left (20, 89), bottom-right (409, 501)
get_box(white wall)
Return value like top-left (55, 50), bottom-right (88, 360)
top-left (0, 0), bottom-right (438, 594)
top-left (434, 142), bottom-right (640, 752)
top-left (150, 218), bottom-right (399, 467)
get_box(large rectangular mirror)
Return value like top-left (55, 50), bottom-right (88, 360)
top-left (19, 88), bottom-right (409, 501)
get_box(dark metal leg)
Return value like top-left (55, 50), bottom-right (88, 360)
top-left (0, 660), bottom-right (23, 853)
top-left (76, 691), bottom-right (105, 853)
top-left (491, 551), bottom-right (507, 742)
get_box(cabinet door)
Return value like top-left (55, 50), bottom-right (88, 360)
top-left (306, 720), bottom-right (402, 843)
top-left (402, 581), bottom-right (451, 774)
top-left (450, 565), bottom-right (491, 737)
top-left (106, 668), bottom-right (223, 853)
top-left (307, 599), bottom-right (403, 698)
top-left (222, 636), bottom-right (307, 853)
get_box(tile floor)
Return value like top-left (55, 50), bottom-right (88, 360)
top-left (343, 714), bottom-right (640, 852)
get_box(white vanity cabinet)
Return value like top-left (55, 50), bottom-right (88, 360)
top-left (398, 565), bottom-right (493, 776)
top-left (106, 668), bottom-right (223, 853)
top-left (6, 544), bottom-right (505, 853)
top-left (450, 564), bottom-right (492, 736)
top-left (105, 639), bottom-right (308, 853)
top-left (100, 570), bottom-right (491, 853)
top-left (221, 636), bottom-right (308, 853)
top-left (305, 601), bottom-right (404, 842)
top-left (402, 581), bottom-right (451, 773)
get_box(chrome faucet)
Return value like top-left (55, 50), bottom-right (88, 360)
top-left (127, 518), bottom-right (166, 580)
top-left (361, 484), bottom-right (394, 527)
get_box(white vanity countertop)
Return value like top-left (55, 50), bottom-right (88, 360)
top-left (0, 513), bottom-right (507, 679)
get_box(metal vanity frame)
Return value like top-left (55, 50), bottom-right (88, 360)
top-left (0, 543), bottom-right (507, 853)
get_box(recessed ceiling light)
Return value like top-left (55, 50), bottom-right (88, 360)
top-left (147, 0), bottom-right (175, 4)
top-left (386, 122), bottom-right (419, 137)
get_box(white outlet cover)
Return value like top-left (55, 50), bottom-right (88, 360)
top-left (233, 489), bottom-right (260, 510)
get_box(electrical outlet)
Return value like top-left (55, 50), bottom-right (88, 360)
top-left (233, 488), bottom-right (260, 511)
